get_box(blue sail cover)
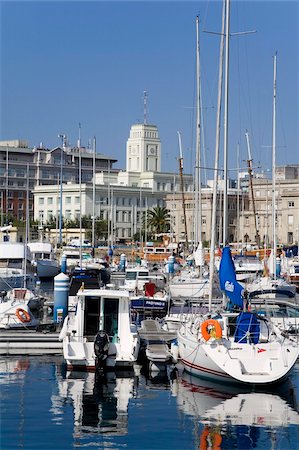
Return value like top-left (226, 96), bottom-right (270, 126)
top-left (218, 246), bottom-right (244, 308)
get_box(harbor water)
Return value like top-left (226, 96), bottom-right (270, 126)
top-left (1, 355), bottom-right (299, 450)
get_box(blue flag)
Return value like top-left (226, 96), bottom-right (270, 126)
top-left (218, 247), bottom-right (244, 308)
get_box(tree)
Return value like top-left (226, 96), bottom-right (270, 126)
top-left (145, 206), bottom-right (171, 236)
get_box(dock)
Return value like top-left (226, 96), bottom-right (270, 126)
top-left (0, 329), bottom-right (63, 355)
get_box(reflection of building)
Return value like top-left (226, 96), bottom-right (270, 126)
top-left (52, 371), bottom-right (135, 436)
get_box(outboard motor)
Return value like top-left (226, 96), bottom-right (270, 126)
top-left (94, 330), bottom-right (110, 372)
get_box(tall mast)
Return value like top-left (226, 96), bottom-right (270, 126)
top-left (24, 163), bottom-right (30, 288)
top-left (92, 136), bottom-right (96, 251)
top-left (143, 91), bottom-right (148, 125)
top-left (177, 131), bottom-right (189, 250)
top-left (272, 52), bottom-right (277, 279)
top-left (79, 129), bottom-right (82, 268)
top-left (195, 15), bottom-right (202, 252)
top-left (223, 0), bottom-right (230, 246)
top-left (245, 131), bottom-right (260, 247)
top-left (208, 0), bottom-right (225, 309)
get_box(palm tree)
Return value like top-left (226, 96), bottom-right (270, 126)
top-left (145, 206), bottom-right (170, 236)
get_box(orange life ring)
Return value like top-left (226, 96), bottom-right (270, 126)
top-left (199, 427), bottom-right (222, 450)
top-left (201, 319), bottom-right (222, 341)
top-left (15, 308), bottom-right (31, 323)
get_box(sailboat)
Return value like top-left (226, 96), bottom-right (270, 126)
top-left (177, 4), bottom-right (299, 385)
top-left (168, 17), bottom-right (220, 301)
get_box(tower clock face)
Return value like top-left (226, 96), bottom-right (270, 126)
top-left (148, 146), bottom-right (156, 155)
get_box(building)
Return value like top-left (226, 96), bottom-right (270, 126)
top-left (32, 123), bottom-right (194, 244)
top-left (165, 179), bottom-right (241, 245)
top-left (0, 138), bottom-right (116, 224)
top-left (240, 166), bottom-right (299, 246)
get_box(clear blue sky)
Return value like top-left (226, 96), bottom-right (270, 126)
top-left (1, 1), bottom-right (298, 179)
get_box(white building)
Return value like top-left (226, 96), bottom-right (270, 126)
top-left (33, 123), bottom-right (193, 243)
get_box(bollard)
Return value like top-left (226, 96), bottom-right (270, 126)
top-left (54, 272), bottom-right (69, 323)
top-left (119, 253), bottom-right (127, 272)
top-left (61, 254), bottom-right (67, 274)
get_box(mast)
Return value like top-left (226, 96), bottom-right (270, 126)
top-left (79, 127), bottom-right (82, 268)
top-left (24, 163), bottom-right (30, 288)
top-left (223, 0), bottom-right (230, 246)
top-left (58, 134), bottom-right (66, 246)
top-left (92, 137), bottom-right (96, 251)
top-left (208, 0), bottom-right (225, 309)
top-left (177, 131), bottom-right (189, 250)
top-left (194, 15), bottom-right (202, 251)
top-left (245, 131), bottom-right (260, 247)
top-left (272, 52), bottom-right (277, 279)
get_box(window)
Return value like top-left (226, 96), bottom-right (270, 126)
top-left (288, 201), bottom-right (295, 208)
top-left (48, 211), bottom-right (53, 220)
top-left (288, 215), bottom-right (294, 226)
top-left (48, 197), bottom-right (53, 205)
top-left (202, 217), bottom-right (206, 225)
top-left (75, 196), bottom-right (80, 204)
top-left (65, 196), bottom-right (71, 204)
top-left (39, 197), bottom-right (44, 205)
top-left (65, 210), bottom-right (71, 219)
top-left (18, 192), bottom-right (24, 199)
top-left (18, 203), bottom-right (23, 210)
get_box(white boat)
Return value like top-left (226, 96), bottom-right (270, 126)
top-left (28, 241), bottom-right (60, 279)
top-left (246, 275), bottom-right (297, 299)
top-left (60, 247), bottom-right (93, 272)
top-left (177, 247), bottom-right (299, 385)
top-left (0, 242), bottom-right (35, 292)
top-left (232, 254), bottom-right (264, 282)
top-left (168, 269), bottom-right (220, 299)
top-left (178, 309), bottom-right (299, 385)
top-left (60, 287), bottom-right (140, 371)
top-left (123, 266), bottom-right (166, 292)
top-left (0, 290), bottom-right (39, 329)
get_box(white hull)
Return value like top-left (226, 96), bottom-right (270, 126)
top-left (178, 314), bottom-right (299, 385)
top-left (168, 278), bottom-right (217, 299)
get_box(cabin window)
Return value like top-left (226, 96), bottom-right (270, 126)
top-left (103, 298), bottom-right (119, 341)
top-left (84, 296), bottom-right (101, 336)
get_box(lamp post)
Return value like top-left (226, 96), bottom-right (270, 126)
top-left (58, 134), bottom-right (66, 246)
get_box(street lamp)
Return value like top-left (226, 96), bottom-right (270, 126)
top-left (58, 134), bottom-right (66, 245)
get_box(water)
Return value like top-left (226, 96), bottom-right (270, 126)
top-left (1, 356), bottom-right (299, 450)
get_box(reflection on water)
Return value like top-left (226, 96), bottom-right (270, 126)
top-left (0, 356), bottom-right (298, 450)
top-left (52, 369), bottom-right (137, 440)
top-left (174, 370), bottom-right (299, 449)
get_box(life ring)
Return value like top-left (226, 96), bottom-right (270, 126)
top-left (199, 427), bottom-right (222, 449)
top-left (15, 308), bottom-right (31, 323)
top-left (201, 319), bottom-right (222, 341)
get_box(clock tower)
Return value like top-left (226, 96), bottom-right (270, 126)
top-left (126, 123), bottom-right (161, 173)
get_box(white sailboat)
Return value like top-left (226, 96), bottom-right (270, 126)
top-left (177, 3), bottom-right (299, 385)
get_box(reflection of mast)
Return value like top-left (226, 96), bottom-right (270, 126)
top-left (177, 131), bottom-right (188, 250)
top-left (245, 131), bottom-right (260, 248)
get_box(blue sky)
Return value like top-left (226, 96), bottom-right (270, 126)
top-left (1, 1), bottom-right (298, 179)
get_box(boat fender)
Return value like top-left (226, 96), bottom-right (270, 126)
top-left (58, 316), bottom-right (69, 341)
top-left (201, 319), bottom-right (222, 341)
top-left (15, 308), bottom-right (31, 323)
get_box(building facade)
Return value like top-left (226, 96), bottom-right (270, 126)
top-left (0, 139), bottom-right (116, 224)
top-left (32, 123), bottom-right (194, 243)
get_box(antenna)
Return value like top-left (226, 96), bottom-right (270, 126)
top-left (143, 91), bottom-right (148, 125)
top-left (77, 122), bottom-right (81, 148)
